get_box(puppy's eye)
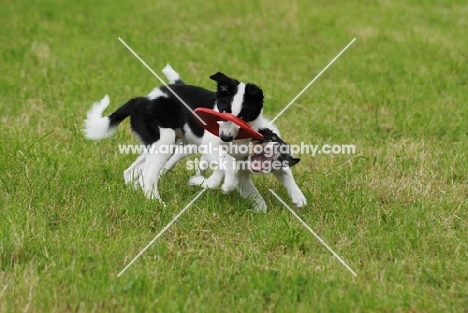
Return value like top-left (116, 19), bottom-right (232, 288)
top-left (219, 85), bottom-right (229, 92)
top-left (218, 106), bottom-right (231, 113)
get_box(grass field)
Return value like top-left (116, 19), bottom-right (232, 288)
top-left (1, 0), bottom-right (468, 311)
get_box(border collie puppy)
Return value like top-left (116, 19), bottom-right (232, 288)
top-left (84, 66), bottom-right (263, 203)
top-left (190, 120), bottom-right (307, 212)
top-left (161, 67), bottom-right (307, 212)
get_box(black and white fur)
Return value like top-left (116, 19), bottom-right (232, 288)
top-left (84, 65), bottom-right (306, 211)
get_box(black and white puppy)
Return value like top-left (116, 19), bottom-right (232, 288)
top-left (84, 65), bottom-right (264, 203)
top-left (84, 65), bottom-right (306, 211)
top-left (161, 66), bottom-right (306, 211)
top-left (249, 128), bottom-right (301, 173)
top-left (191, 121), bottom-right (307, 212)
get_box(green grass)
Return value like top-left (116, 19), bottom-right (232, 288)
top-left (1, 0), bottom-right (468, 311)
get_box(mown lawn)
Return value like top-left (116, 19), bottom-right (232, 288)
top-left (1, 0), bottom-right (467, 312)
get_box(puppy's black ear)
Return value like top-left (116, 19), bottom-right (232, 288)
top-left (246, 83), bottom-right (264, 101)
top-left (288, 157), bottom-right (300, 167)
top-left (258, 128), bottom-right (274, 141)
top-left (210, 72), bottom-right (230, 83)
top-left (210, 72), bottom-right (238, 92)
top-left (246, 83), bottom-right (261, 95)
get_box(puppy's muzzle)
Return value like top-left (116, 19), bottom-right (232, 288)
top-left (220, 134), bottom-right (234, 142)
top-left (218, 121), bottom-right (240, 142)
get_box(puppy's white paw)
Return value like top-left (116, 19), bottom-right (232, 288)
top-left (124, 169), bottom-right (142, 187)
top-left (189, 175), bottom-right (206, 187)
top-left (159, 166), bottom-right (172, 178)
top-left (253, 200), bottom-right (267, 213)
top-left (221, 183), bottom-right (236, 194)
top-left (123, 169), bottom-right (133, 184)
top-left (144, 190), bottom-right (166, 207)
top-left (246, 194), bottom-right (267, 213)
top-left (292, 194), bottom-right (307, 208)
top-left (221, 176), bottom-right (238, 194)
top-left (189, 175), bottom-right (222, 189)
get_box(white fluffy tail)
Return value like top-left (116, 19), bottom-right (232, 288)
top-left (162, 63), bottom-right (181, 84)
top-left (83, 95), bottom-right (116, 140)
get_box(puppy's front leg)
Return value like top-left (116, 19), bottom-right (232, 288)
top-left (220, 153), bottom-right (238, 194)
top-left (273, 168), bottom-right (307, 208)
top-left (189, 153), bottom-right (224, 189)
top-left (237, 170), bottom-right (267, 213)
top-left (160, 145), bottom-right (195, 177)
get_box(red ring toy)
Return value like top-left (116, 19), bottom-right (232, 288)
top-left (194, 108), bottom-right (264, 140)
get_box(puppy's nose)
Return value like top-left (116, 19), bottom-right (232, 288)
top-left (220, 134), bottom-right (234, 142)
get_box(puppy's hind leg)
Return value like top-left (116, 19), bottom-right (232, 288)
top-left (236, 170), bottom-right (267, 213)
top-left (140, 128), bottom-right (176, 204)
top-left (124, 153), bottom-right (146, 189)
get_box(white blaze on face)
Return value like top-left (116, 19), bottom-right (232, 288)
top-left (218, 83), bottom-right (245, 140)
top-left (230, 83), bottom-right (246, 116)
top-left (218, 121), bottom-right (240, 139)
